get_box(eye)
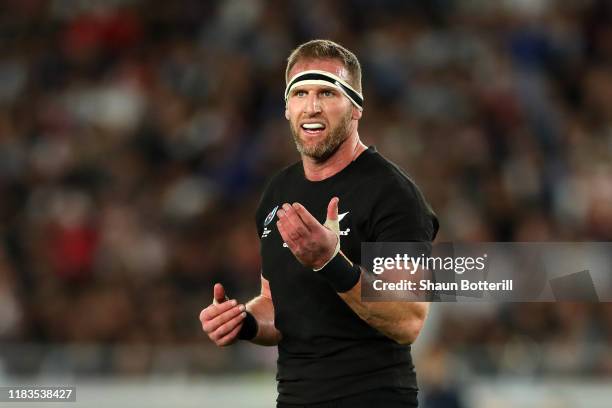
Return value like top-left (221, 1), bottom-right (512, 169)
top-left (293, 90), bottom-right (307, 97)
top-left (321, 89), bottom-right (335, 97)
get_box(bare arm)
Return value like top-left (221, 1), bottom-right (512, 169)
top-left (337, 255), bottom-right (429, 344)
top-left (246, 276), bottom-right (282, 346)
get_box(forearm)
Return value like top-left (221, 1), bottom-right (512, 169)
top-left (338, 273), bottom-right (428, 344)
top-left (342, 275), bottom-right (428, 345)
top-left (246, 295), bottom-right (282, 346)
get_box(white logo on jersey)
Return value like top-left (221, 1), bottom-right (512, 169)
top-left (262, 206), bottom-right (279, 238)
top-left (264, 205), bottom-right (279, 227)
top-left (261, 227), bottom-right (271, 238)
top-left (338, 211), bottom-right (350, 236)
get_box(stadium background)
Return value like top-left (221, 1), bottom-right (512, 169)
top-left (0, 0), bottom-right (611, 406)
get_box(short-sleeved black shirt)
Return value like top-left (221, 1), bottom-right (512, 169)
top-left (255, 146), bottom-right (438, 404)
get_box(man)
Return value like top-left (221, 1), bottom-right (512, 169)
top-left (199, 39), bottom-right (438, 407)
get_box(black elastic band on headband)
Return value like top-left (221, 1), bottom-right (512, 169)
top-left (286, 72), bottom-right (363, 108)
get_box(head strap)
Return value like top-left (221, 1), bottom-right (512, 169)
top-left (284, 70), bottom-right (363, 110)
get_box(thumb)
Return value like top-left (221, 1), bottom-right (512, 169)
top-left (213, 283), bottom-right (228, 304)
top-left (324, 197), bottom-right (340, 235)
top-left (326, 197), bottom-right (339, 221)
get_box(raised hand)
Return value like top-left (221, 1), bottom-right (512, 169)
top-left (276, 197), bottom-right (341, 270)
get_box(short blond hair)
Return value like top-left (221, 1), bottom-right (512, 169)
top-left (285, 39), bottom-right (362, 93)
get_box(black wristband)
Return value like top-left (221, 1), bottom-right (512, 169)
top-left (238, 311), bottom-right (259, 340)
top-left (317, 253), bottom-right (361, 293)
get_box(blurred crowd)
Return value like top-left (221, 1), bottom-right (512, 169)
top-left (0, 0), bottom-right (611, 382)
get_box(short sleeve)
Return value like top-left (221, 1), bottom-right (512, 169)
top-left (369, 178), bottom-right (438, 254)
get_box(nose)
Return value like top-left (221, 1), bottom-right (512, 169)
top-left (304, 92), bottom-right (322, 115)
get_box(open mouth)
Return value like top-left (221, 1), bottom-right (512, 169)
top-left (301, 122), bottom-right (326, 136)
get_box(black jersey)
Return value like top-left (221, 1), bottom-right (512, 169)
top-left (255, 146), bottom-right (438, 404)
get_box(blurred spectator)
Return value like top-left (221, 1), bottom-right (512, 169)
top-left (0, 0), bottom-right (610, 380)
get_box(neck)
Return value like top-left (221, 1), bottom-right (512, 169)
top-left (302, 132), bottom-right (367, 181)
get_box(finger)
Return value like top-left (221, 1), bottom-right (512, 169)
top-left (277, 207), bottom-right (301, 242)
top-left (277, 220), bottom-right (298, 251)
top-left (212, 311), bottom-right (246, 342)
top-left (279, 207), bottom-right (304, 242)
top-left (324, 197), bottom-right (340, 235)
top-left (204, 303), bottom-right (245, 333)
top-left (217, 322), bottom-right (243, 347)
top-left (213, 283), bottom-right (228, 304)
top-left (200, 299), bottom-right (238, 323)
top-left (277, 207), bottom-right (304, 242)
top-left (201, 301), bottom-right (238, 329)
top-left (282, 203), bottom-right (310, 236)
top-left (291, 202), bottom-right (322, 230)
top-left (276, 219), bottom-right (298, 249)
top-left (326, 197), bottom-right (339, 221)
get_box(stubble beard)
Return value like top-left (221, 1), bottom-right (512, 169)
top-left (290, 110), bottom-right (352, 162)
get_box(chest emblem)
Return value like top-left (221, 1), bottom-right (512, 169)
top-left (262, 205), bottom-right (279, 238)
top-left (264, 205), bottom-right (279, 226)
top-left (338, 211), bottom-right (350, 236)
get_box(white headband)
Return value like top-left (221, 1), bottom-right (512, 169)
top-left (284, 70), bottom-right (364, 110)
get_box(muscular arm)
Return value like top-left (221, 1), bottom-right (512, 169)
top-left (337, 254), bottom-right (428, 344)
top-left (246, 276), bottom-right (282, 346)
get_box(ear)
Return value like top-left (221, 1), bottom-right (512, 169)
top-left (285, 105), bottom-right (290, 120)
top-left (352, 106), bottom-right (363, 120)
